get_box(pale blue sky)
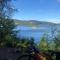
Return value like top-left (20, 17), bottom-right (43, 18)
top-left (12, 0), bottom-right (60, 23)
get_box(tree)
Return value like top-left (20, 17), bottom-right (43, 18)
top-left (0, 0), bottom-right (17, 47)
top-left (38, 36), bottom-right (49, 52)
top-left (0, 0), bottom-right (16, 18)
top-left (54, 33), bottom-right (60, 51)
top-left (50, 25), bottom-right (60, 51)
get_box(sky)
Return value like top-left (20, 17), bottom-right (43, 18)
top-left (12, 0), bottom-right (60, 23)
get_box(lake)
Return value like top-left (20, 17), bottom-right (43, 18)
top-left (14, 25), bottom-right (56, 43)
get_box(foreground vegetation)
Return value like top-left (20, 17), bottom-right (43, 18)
top-left (0, 0), bottom-right (60, 60)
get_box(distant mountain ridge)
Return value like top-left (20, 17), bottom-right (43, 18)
top-left (14, 20), bottom-right (57, 27)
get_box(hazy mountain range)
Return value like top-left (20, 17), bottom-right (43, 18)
top-left (14, 20), bottom-right (60, 28)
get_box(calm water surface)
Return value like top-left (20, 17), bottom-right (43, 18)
top-left (14, 26), bottom-right (52, 43)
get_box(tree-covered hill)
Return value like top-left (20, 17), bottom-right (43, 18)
top-left (14, 20), bottom-right (56, 27)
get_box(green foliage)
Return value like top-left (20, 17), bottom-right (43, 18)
top-left (49, 25), bottom-right (60, 51)
top-left (0, 18), bottom-right (16, 45)
top-left (0, 0), bottom-right (17, 47)
top-left (54, 36), bottom-right (60, 51)
top-left (49, 41), bottom-right (56, 51)
top-left (12, 38), bottom-right (35, 53)
top-left (38, 36), bottom-right (49, 52)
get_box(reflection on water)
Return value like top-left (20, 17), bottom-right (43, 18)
top-left (14, 25), bottom-right (60, 43)
top-left (14, 26), bottom-right (52, 43)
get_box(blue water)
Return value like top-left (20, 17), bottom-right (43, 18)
top-left (14, 26), bottom-right (52, 43)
